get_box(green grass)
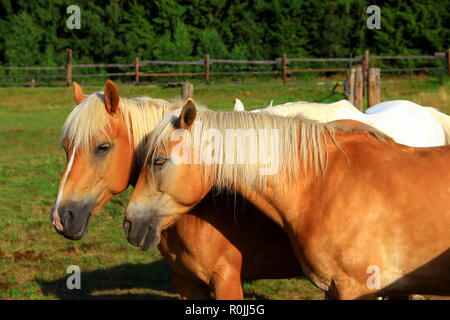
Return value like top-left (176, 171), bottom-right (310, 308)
top-left (0, 78), bottom-right (449, 300)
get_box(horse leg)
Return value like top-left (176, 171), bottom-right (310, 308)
top-left (324, 277), bottom-right (421, 300)
top-left (170, 270), bottom-right (212, 300)
top-left (325, 279), bottom-right (379, 300)
top-left (211, 268), bottom-right (244, 300)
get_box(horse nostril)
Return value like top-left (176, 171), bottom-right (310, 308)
top-left (67, 209), bottom-right (74, 219)
top-left (123, 220), bottom-right (131, 236)
top-left (60, 208), bottom-right (74, 228)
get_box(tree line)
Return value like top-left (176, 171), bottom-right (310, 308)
top-left (0, 0), bottom-right (448, 72)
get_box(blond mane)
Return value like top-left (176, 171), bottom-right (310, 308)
top-left (149, 108), bottom-right (390, 193)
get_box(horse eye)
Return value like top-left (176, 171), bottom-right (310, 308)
top-left (96, 143), bottom-right (111, 154)
top-left (153, 157), bottom-right (167, 167)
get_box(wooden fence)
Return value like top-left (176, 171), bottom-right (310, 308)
top-left (345, 64), bottom-right (381, 110)
top-left (0, 49), bottom-right (448, 89)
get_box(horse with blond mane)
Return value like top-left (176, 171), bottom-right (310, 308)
top-left (126, 99), bottom-right (450, 299)
top-left (50, 80), bottom-right (301, 299)
top-left (234, 98), bottom-right (450, 147)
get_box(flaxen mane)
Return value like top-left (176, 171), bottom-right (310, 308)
top-left (148, 108), bottom-right (391, 193)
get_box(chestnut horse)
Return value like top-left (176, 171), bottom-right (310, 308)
top-left (125, 99), bottom-right (450, 299)
top-left (50, 80), bottom-right (300, 299)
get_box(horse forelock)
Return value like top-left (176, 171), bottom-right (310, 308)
top-left (60, 92), bottom-right (178, 163)
top-left (60, 92), bottom-right (110, 152)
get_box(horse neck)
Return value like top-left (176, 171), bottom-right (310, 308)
top-left (214, 129), bottom-right (381, 228)
top-left (202, 159), bottom-right (307, 229)
top-left (232, 182), bottom-right (291, 227)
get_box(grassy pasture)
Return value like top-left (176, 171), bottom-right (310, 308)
top-left (0, 77), bottom-right (449, 299)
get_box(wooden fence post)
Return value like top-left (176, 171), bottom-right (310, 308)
top-left (181, 81), bottom-right (194, 100)
top-left (346, 67), bottom-right (356, 104)
top-left (205, 54), bottom-right (210, 84)
top-left (65, 48), bottom-right (73, 86)
top-left (135, 57), bottom-right (140, 85)
top-left (354, 65), bottom-right (363, 110)
top-left (447, 49), bottom-right (450, 77)
top-left (363, 50), bottom-right (370, 81)
top-left (282, 53), bottom-right (287, 83)
top-left (368, 68), bottom-right (381, 107)
top-left (363, 50), bottom-right (370, 105)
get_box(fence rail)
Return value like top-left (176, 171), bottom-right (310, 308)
top-left (287, 57), bottom-right (363, 62)
top-left (140, 60), bottom-right (204, 66)
top-left (0, 66), bottom-right (65, 71)
top-left (73, 63), bottom-right (135, 68)
top-left (0, 48), bottom-right (448, 87)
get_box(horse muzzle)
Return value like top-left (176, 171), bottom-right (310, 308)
top-left (50, 201), bottom-right (93, 240)
top-left (123, 205), bottom-right (161, 251)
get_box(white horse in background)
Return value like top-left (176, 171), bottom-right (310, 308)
top-left (233, 98), bottom-right (450, 147)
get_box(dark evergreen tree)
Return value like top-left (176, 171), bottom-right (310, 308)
top-left (0, 0), bottom-right (447, 71)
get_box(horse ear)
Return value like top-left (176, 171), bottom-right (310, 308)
top-left (234, 99), bottom-right (245, 111)
top-left (73, 82), bottom-right (86, 105)
top-left (104, 80), bottom-right (120, 114)
top-left (179, 99), bottom-right (197, 129)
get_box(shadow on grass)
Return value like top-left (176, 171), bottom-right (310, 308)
top-left (36, 257), bottom-right (305, 300)
top-left (243, 290), bottom-right (274, 300)
top-left (37, 259), bottom-right (179, 300)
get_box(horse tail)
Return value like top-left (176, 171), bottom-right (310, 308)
top-left (423, 107), bottom-right (450, 144)
top-left (234, 98), bottom-right (245, 111)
